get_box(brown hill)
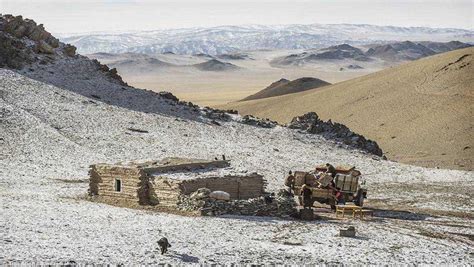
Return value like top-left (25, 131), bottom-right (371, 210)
top-left (222, 48), bottom-right (474, 170)
top-left (193, 59), bottom-right (240, 71)
top-left (240, 77), bottom-right (331, 101)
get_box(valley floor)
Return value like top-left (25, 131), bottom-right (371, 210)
top-left (93, 50), bottom-right (385, 106)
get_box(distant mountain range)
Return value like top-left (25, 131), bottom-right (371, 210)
top-left (59, 24), bottom-right (474, 55)
top-left (271, 41), bottom-right (472, 66)
top-left (88, 52), bottom-right (240, 72)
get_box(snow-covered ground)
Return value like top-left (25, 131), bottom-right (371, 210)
top-left (1, 56), bottom-right (473, 264)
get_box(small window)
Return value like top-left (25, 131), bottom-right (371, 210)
top-left (114, 178), bottom-right (122, 192)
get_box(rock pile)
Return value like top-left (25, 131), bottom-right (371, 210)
top-left (202, 107), bottom-right (232, 121)
top-left (178, 188), bottom-right (297, 218)
top-left (288, 112), bottom-right (383, 156)
top-left (241, 115), bottom-right (277, 128)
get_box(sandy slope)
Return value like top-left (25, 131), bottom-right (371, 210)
top-left (222, 48), bottom-right (474, 170)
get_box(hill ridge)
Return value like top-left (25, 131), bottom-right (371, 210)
top-left (240, 77), bottom-right (331, 101)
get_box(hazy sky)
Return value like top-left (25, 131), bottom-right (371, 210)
top-left (1, 0), bottom-right (473, 34)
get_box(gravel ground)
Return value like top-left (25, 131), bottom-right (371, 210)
top-left (1, 59), bottom-right (473, 264)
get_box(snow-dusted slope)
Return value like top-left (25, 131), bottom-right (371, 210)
top-left (59, 24), bottom-right (474, 55)
top-left (1, 16), bottom-right (473, 264)
top-left (1, 56), bottom-right (473, 264)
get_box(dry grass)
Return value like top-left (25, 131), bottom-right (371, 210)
top-left (222, 48), bottom-right (474, 170)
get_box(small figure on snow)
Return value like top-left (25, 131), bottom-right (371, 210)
top-left (157, 237), bottom-right (172, 255)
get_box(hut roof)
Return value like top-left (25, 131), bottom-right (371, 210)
top-left (149, 167), bottom-right (259, 181)
top-left (91, 157), bottom-right (231, 173)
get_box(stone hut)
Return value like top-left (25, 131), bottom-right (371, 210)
top-left (89, 157), bottom-right (266, 208)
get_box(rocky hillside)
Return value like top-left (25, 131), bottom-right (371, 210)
top-left (271, 44), bottom-right (369, 66)
top-left (241, 77), bottom-right (331, 101)
top-left (366, 41), bottom-right (437, 61)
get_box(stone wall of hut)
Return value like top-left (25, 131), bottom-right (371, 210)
top-left (149, 174), bottom-right (266, 208)
top-left (89, 165), bottom-right (149, 205)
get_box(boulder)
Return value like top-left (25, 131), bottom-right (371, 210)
top-left (340, 226), bottom-right (356, 237)
top-left (36, 40), bottom-right (54, 54)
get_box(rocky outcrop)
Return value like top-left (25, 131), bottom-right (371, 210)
top-left (2, 14), bottom-right (59, 46)
top-left (178, 188), bottom-right (297, 218)
top-left (0, 14), bottom-right (77, 69)
top-left (90, 59), bottom-right (128, 86)
top-left (288, 112), bottom-right (383, 156)
top-left (241, 115), bottom-right (277, 128)
top-left (202, 107), bottom-right (232, 121)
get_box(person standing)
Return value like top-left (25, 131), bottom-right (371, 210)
top-left (284, 170), bottom-right (296, 194)
top-left (300, 184), bottom-right (313, 209)
top-left (325, 163), bottom-right (337, 178)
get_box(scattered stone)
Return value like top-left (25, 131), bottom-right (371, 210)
top-left (127, 127), bottom-right (149, 133)
top-left (210, 120), bottom-right (221, 126)
top-left (202, 107), bottom-right (231, 121)
top-left (283, 240), bottom-right (303, 246)
top-left (225, 109), bottom-right (239, 115)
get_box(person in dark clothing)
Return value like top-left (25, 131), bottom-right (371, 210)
top-left (335, 187), bottom-right (345, 205)
top-left (157, 237), bottom-right (171, 255)
top-left (284, 171), bottom-right (296, 194)
top-left (300, 184), bottom-right (313, 209)
top-left (326, 163), bottom-right (337, 178)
